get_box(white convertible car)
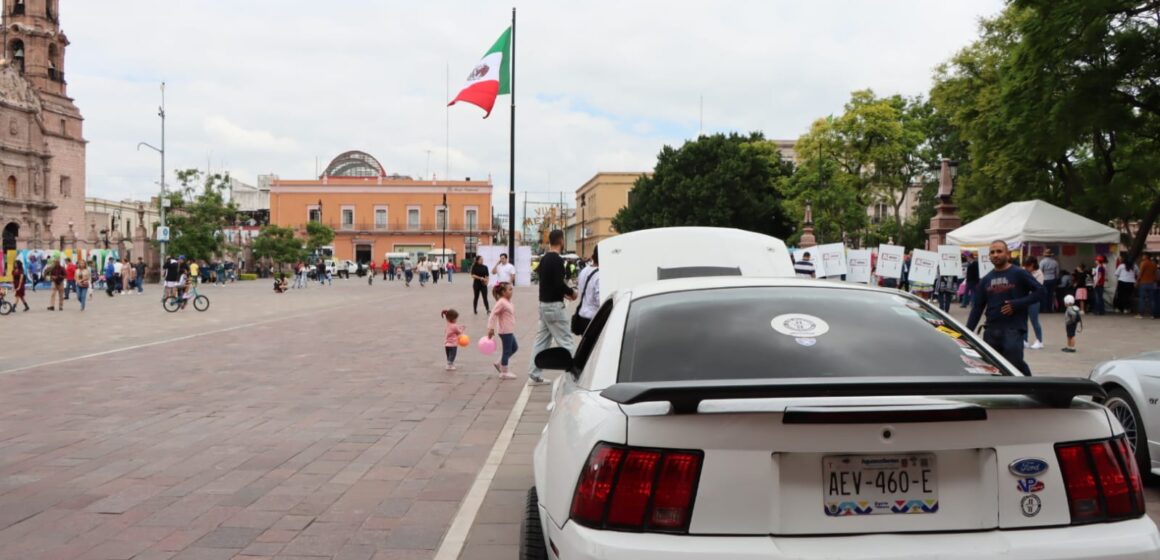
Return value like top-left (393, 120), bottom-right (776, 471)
top-left (1090, 352), bottom-right (1160, 477)
top-left (520, 227), bottom-right (1160, 560)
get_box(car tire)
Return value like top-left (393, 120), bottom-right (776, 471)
top-left (520, 487), bottom-right (548, 560)
top-left (1105, 387), bottom-right (1152, 478)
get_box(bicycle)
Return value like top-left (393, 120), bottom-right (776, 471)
top-left (0, 287), bottom-right (12, 315)
top-left (163, 284), bottom-right (209, 312)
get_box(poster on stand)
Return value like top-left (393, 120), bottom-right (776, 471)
top-left (514, 246), bottom-right (532, 287)
top-left (476, 245), bottom-right (532, 287)
top-left (909, 249), bottom-right (940, 285)
top-left (978, 248), bottom-right (994, 277)
top-left (877, 244), bottom-right (905, 279)
top-left (793, 248), bottom-right (824, 278)
top-left (846, 249), bottom-right (872, 284)
top-left (817, 243), bottom-right (847, 278)
top-left (938, 245), bottom-right (962, 277)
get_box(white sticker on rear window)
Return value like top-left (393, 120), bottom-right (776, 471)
top-left (771, 314), bottom-right (830, 338)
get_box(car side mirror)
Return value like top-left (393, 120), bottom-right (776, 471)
top-left (535, 347), bottom-right (574, 372)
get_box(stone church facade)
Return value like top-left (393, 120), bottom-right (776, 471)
top-left (0, 0), bottom-right (85, 254)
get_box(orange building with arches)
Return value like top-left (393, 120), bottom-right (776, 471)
top-left (269, 151), bottom-right (494, 265)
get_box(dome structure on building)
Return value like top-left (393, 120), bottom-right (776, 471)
top-left (322, 151), bottom-right (386, 178)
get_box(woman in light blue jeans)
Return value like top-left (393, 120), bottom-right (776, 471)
top-left (1023, 258), bottom-right (1045, 349)
top-left (75, 260), bottom-right (90, 311)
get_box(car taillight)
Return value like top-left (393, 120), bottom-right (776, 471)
top-left (570, 443), bottom-right (703, 533)
top-left (1055, 436), bottom-right (1144, 524)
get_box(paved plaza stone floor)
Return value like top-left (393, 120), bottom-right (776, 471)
top-left (0, 278), bottom-right (1157, 559)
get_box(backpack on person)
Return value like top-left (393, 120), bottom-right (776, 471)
top-left (1065, 304), bottom-right (1083, 333)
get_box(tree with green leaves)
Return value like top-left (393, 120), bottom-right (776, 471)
top-left (163, 169), bottom-right (240, 262)
top-left (786, 90), bottom-right (938, 246)
top-left (781, 117), bottom-right (866, 245)
top-left (252, 225), bottom-right (305, 273)
top-left (305, 221), bottom-right (335, 255)
top-left (932, 1), bottom-right (1160, 260)
top-left (611, 132), bottom-right (796, 239)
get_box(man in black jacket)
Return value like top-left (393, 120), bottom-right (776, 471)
top-left (528, 230), bottom-right (577, 383)
top-left (960, 251), bottom-right (979, 308)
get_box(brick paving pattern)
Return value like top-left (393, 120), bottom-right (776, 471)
top-left (0, 279), bottom-right (1157, 559)
top-left (0, 278), bottom-right (538, 560)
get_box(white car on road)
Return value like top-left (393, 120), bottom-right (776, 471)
top-left (520, 227), bottom-right (1159, 560)
top-left (1090, 352), bottom-right (1160, 477)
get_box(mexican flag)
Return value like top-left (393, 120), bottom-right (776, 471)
top-left (448, 27), bottom-right (511, 118)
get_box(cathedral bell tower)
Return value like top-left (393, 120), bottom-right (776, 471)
top-left (3, 0), bottom-right (69, 99)
top-left (0, 0), bottom-right (87, 250)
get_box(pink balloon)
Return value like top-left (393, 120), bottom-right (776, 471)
top-left (478, 336), bottom-right (497, 355)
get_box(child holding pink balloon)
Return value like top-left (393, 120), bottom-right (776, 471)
top-left (442, 309), bottom-right (467, 371)
top-left (487, 282), bottom-right (518, 380)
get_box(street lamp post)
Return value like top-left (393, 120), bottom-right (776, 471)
top-left (441, 192), bottom-right (447, 271)
top-left (580, 195), bottom-right (586, 259)
top-left (137, 82), bottom-right (166, 275)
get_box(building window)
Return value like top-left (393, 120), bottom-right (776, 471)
top-left (307, 205), bottom-right (320, 223)
top-left (5, 176), bottom-right (14, 198)
top-left (59, 119), bottom-right (65, 135)
top-left (465, 209), bottom-right (478, 231)
top-left (407, 207), bottom-right (420, 230)
top-left (436, 207), bottom-right (447, 230)
top-left (12, 0), bottom-right (24, 16)
top-left (341, 207), bottom-right (354, 230)
top-left (465, 236), bottom-right (479, 258)
top-left (374, 207), bottom-right (388, 230)
top-left (59, 176), bottom-right (70, 198)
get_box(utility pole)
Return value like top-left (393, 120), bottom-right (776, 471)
top-left (137, 82), bottom-right (166, 276)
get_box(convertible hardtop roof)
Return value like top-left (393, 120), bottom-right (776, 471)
top-left (597, 227), bottom-right (795, 300)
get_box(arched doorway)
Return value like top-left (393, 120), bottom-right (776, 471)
top-left (2, 222), bottom-right (18, 254)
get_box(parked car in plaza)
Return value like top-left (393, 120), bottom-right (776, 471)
top-left (521, 227), bottom-right (1159, 560)
top-left (1089, 352), bottom-right (1160, 477)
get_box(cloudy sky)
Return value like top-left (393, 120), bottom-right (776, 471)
top-left (66, 0), bottom-right (1004, 213)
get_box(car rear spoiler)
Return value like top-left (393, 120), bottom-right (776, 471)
top-left (601, 376), bottom-right (1106, 414)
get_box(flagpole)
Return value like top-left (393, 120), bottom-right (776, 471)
top-left (508, 7), bottom-right (516, 263)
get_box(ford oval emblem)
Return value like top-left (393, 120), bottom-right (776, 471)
top-left (1009, 458), bottom-right (1049, 477)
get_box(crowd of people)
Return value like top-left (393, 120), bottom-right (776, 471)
top-left (0, 254), bottom-right (250, 313)
top-left (4, 255), bottom-right (151, 312)
top-left (791, 243), bottom-right (1159, 374)
top-left (276, 257), bottom-right (460, 293)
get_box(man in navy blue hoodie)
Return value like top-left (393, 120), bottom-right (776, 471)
top-left (967, 240), bottom-right (1044, 375)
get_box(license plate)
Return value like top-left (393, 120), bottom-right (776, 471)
top-left (823, 454), bottom-right (938, 516)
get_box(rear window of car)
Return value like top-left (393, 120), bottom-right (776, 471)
top-left (618, 286), bottom-right (1009, 382)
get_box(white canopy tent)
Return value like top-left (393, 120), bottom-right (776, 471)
top-left (948, 200), bottom-right (1121, 308)
top-left (947, 200), bottom-right (1119, 247)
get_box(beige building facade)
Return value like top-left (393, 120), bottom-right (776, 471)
top-left (0, 0), bottom-right (85, 253)
top-left (84, 197), bottom-right (160, 254)
top-left (574, 172), bottom-right (646, 258)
